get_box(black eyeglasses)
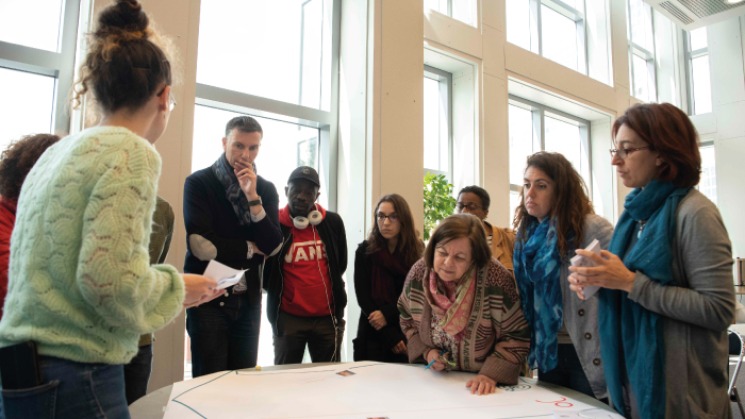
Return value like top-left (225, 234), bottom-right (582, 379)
top-left (456, 202), bottom-right (481, 211)
top-left (609, 146), bottom-right (649, 159)
top-left (376, 213), bottom-right (399, 222)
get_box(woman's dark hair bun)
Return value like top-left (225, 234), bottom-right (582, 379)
top-left (96, 0), bottom-right (149, 37)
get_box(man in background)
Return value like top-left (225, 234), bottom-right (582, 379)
top-left (456, 185), bottom-right (516, 272)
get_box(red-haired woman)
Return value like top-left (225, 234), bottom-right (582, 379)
top-left (569, 103), bottom-right (735, 418)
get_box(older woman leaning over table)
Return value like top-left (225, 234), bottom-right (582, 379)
top-left (398, 214), bottom-right (530, 396)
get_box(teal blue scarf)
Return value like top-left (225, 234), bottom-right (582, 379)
top-left (513, 218), bottom-right (563, 372)
top-left (599, 179), bottom-right (690, 419)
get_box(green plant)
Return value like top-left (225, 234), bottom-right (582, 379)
top-left (423, 172), bottom-right (457, 241)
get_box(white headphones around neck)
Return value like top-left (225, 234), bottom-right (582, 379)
top-left (292, 204), bottom-right (323, 229)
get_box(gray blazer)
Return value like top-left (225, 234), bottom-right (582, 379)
top-left (560, 213), bottom-right (614, 400)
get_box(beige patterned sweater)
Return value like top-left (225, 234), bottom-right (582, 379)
top-left (398, 258), bottom-right (531, 384)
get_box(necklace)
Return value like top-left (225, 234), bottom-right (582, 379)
top-left (637, 220), bottom-right (647, 239)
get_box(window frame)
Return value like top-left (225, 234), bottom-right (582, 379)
top-left (424, 0), bottom-right (477, 27)
top-left (538, 0), bottom-right (588, 74)
top-left (423, 65), bottom-right (453, 180)
top-left (507, 95), bottom-right (593, 203)
top-left (0, 0), bottom-right (86, 135)
top-left (193, 0), bottom-right (341, 208)
top-left (508, 0), bottom-right (600, 78)
top-left (627, 0), bottom-right (658, 102)
top-left (683, 29), bottom-right (712, 115)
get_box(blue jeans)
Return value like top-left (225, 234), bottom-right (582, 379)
top-left (1, 356), bottom-right (128, 419)
top-left (273, 311), bottom-right (344, 364)
top-left (186, 290), bottom-right (261, 377)
top-left (123, 344), bottom-right (152, 405)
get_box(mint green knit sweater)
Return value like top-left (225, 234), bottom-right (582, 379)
top-left (0, 126), bottom-right (185, 364)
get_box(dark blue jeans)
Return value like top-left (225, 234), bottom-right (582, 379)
top-left (1, 356), bottom-right (128, 419)
top-left (186, 290), bottom-right (261, 377)
top-left (273, 311), bottom-right (344, 364)
top-left (123, 344), bottom-right (152, 405)
top-left (538, 343), bottom-right (596, 399)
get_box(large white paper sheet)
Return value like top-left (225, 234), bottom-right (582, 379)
top-left (163, 362), bottom-right (622, 419)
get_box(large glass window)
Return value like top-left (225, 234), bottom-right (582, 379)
top-left (628, 0), bottom-right (657, 101)
top-left (424, 0), bottom-right (477, 27)
top-left (191, 0), bottom-right (340, 371)
top-left (192, 106), bottom-right (320, 209)
top-left (0, 0), bottom-right (83, 146)
top-left (0, 68), bottom-right (56, 150)
top-left (508, 98), bottom-right (591, 222)
top-left (685, 28), bottom-right (712, 115)
top-left (0, 0), bottom-right (64, 52)
top-left (198, 0), bottom-right (333, 111)
top-left (423, 66), bottom-right (452, 178)
top-left (506, 0), bottom-right (610, 84)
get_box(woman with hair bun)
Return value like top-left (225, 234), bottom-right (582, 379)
top-left (0, 1), bottom-right (218, 417)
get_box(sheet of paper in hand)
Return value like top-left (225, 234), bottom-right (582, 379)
top-left (569, 238), bottom-right (601, 299)
top-left (203, 259), bottom-right (248, 290)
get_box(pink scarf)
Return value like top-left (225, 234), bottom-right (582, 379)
top-left (427, 267), bottom-right (476, 337)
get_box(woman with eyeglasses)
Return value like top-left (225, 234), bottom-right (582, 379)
top-left (569, 103), bottom-right (735, 418)
top-left (399, 214), bottom-right (530, 395)
top-left (512, 151), bottom-right (613, 401)
top-left (0, 1), bottom-right (219, 417)
top-left (353, 194), bottom-right (423, 363)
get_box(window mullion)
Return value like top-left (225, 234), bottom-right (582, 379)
top-left (54, 0), bottom-right (84, 134)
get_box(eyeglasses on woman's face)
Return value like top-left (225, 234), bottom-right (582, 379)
top-left (376, 213), bottom-right (399, 223)
top-left (609, 146), bottom-right (649, 159)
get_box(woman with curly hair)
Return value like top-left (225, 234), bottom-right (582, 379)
top-left (0, 1), bottom-right (218, 417)
top-left (512, 151), bottom-right (613, 400)
top-left (0, 133), bottom-right (59, 320)
top-left (353, 193), bottom-right (423, 362)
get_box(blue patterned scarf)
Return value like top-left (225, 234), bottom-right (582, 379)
top-left (599, 179), bottom-right (690, 419)
top-left (212, 154), bottom-right (252, 226)
top-left (513, 218), bottom-right (563, 373)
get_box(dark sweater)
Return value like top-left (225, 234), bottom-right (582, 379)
top-left (354, 241), bottom-right (408, 347)
top-left (183, 166), bottom-right (282, 278)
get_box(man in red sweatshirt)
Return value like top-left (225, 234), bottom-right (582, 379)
top-left (264, 166), bottom-right (348, 364)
